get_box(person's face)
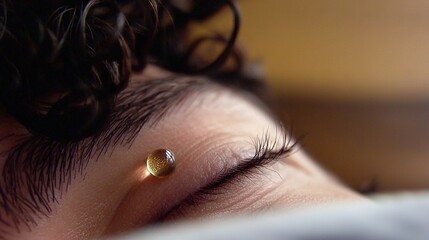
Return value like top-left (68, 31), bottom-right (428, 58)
top-left (0, 66), bottom-right (365, 239)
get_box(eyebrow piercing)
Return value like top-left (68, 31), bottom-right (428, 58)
top-left (146, 149), bottom-right (176, 177)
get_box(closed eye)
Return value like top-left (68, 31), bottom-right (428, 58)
top-left (155, 126), bottom-right (298, 222)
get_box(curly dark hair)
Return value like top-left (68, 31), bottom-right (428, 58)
top-left (0, 0), bottom-right (244, 141)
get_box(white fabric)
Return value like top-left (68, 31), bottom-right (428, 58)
top-left (116, 192), bottom-right (429, 240)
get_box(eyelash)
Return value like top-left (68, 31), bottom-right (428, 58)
top-left (157, 124), bottom-right (299, 222)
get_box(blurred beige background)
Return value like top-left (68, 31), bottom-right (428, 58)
top-left (239, 0), bottom-right (429, 102)
top-left (215, 0), bottom-right (429, 192)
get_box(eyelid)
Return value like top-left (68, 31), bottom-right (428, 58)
top-left (156, 126), bottom-right (298, 222)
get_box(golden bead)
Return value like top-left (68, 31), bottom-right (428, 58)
top-left (146, 149), bottom-right (176, 177)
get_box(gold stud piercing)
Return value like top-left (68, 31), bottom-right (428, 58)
top-left (146, 149), bottom-right (176, 177)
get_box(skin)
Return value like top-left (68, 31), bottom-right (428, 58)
top-left (0, 66), bottom-right (365, 240)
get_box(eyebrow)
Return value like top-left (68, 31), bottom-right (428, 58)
top-left (0, 76), bottom-right (213, 231)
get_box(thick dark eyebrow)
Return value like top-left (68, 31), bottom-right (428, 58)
top-left (0, 76), bottom-right (212, 232)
